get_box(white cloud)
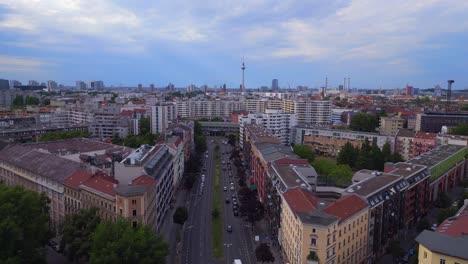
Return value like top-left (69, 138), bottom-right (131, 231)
top-left (0, 0), bottom-right (467, 66)
top-left (0, 55), bottom-right (46, 73)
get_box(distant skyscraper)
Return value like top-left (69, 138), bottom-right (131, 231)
top-left (28, 80), bottom-right (39, 86)
top-left (338, 85), bottom-right (344, 91)
top-left (76, 81), bottom-right (86, 90)
top-left (222, 83), bottom-right (227, 93)
top-left (434, 85), bottom-right (442, 98)
top-left (187, 84), bottom-right (196, 93)
top-left (201, 85), bottom-right (208, 93)
top-left (9, 80), bottom-right (21, 89)
top-left (0, 79), bottom-right (9, 91)
top-left (150, 84), bottom-right (155, 91)
top-left (406, 85), bottom-right (413, 96)
top-left (138, 84), bottom-right (143, 90)
top-left (272, 79), bottom-right (279, 90)
top-left (47, 80), bottom-right (58, 91)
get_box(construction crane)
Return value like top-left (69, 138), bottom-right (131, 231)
top-left (446, 80), bottom-right (454, 113)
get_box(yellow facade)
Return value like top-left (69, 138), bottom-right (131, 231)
top-left (280, 195), bottom-right (369, 264)
top-left (418, 244), bottom-right (467, 264)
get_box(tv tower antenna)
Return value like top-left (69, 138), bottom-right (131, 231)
top-left (241, 58), bottom-right (246, 94)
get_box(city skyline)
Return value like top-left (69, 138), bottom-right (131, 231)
top-left (1, 1), bottom-right (468, 89)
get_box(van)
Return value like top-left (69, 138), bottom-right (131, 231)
top-left (233, 260), bottom-right (242, 264)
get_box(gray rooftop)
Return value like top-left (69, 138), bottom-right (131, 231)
top-left (415, 230), bottom-right (468, 260)
top-left (199, 122), bottom-right (239, 128)
top-left (396, 128), bottom-right (417, 138)
top-left (345, 173), bottom-right (402, 197)
top-left (407, 144), bottom-right (467, 169)
top-left (256, 143), bottom-right (297, 162)
top-left (114, 185), bottom-right (147, 197)
top-left (297, 210), bottom-right (339, 226)
top-left (0, 145), bottom-right (81, 183)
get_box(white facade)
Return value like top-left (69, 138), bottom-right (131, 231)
top-left (292, 125), bottom-right (394, 150)
top-left (175, 99), bottom-right (244, 118)
top-left (47, 80), bottom-right (58, 91)
top-left (239, 109), bottom-right (297, 145)
top-left (150, 103), bottom-right (177, 134)
top-left (293, 99), bottom-right (332, 125)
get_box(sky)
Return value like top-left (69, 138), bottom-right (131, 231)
top-left (1, 0), bottom-right (468, 89)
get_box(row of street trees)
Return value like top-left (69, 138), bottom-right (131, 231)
top-left (183, 121), bottom-right (207, 189)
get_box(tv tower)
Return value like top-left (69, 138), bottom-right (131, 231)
top-left (241, 60), bottom-right (246, 94)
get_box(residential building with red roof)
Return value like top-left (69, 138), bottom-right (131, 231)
top-left (412, 131), bottom-right (437, 158)
top-left (280, 188), bottom-right (369, 264)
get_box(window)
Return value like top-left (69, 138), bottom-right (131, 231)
top-left (132, 221), bottom-right (137, 228)
top-left (311, 237), bottom-right (317, 246)
top-left (133, 209), bottom-right (137, 216)
top-left (132, 199), bottom-right (137, 205)
top-left (120, 209), bottom-right (123, 215)
top-left (439, 260), bottom-right (445, 264)
top-left (423, 252), bottom-right (427, 259)
top-left (312, 228), bottom-right (316, 233)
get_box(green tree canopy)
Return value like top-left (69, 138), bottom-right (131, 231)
top-left (61, 208), bottom-right (101, 262)
top-left (328, 164), bottom-right (353, 185)
top-left (39, 130), bottom-right (90, 141)
top-left (350, 113), bottom-right (378, 132)
top-left (173, 206), bottom-right (188, 225)
top-left (0, 184), bottom-right (50, 264)
top-left (255, 243), bottom-right (275, 263)
top-left (337, 142), bottom-right (358, 168)
top-left (90, 219), bottom-right (168, 264)
top-left (449, 123), bottom-right (468, 135)
top-left (139, 117), bottom-right (151, 136)
top-left (293, 145), bottom-right (315, 163)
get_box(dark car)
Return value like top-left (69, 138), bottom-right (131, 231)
top-left (227, 225), bottom-right (233, 232)
top-left (225, 198), bottom-right (230, 204)
top-left (233, 210), bottom-right (239, 216)
top-left (233, 204), bottom-right (238, 210)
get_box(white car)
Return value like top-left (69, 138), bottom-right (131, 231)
top-left (224, 187), bottom-right (228, 191)
top-left (230, 186), bottom-right (235, 191)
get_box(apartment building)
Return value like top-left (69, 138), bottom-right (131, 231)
top-left (293, 125), bottom-right (394, 156)
top-left (166, 135), bottom-right (185, 188)
top-left (150, 102), bottom-right (177, 134)
top-left (379, 116), bottom-right (404, 136)
top-left (244, 99), bottom-right (282, 113)
top-left (176, 99), bottom-right (244, 118)
top-left (412, 132), bottom-right (437, 158)
top-left (416, 113), bottom-right (468, 133)
top-left (416, 200), bottom-right (468, 264)
top-left (0, 144), bottom-right (82, 232)
top-left (280, 188), bottom-right (369, 264)
top-left (395, 129), bottom-right (417, 161)
top-left (115, 144), bottom-right (174, 230)
top-left (291, 99), bottom-right (332, 126)
top-left (239, 109), bottom-right (297, 145)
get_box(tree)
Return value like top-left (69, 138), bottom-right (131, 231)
top-left (437, 207), bottom-right (458, 224)
top-left (293, 145), bottom-right (315, 163)
top-left (356, 138), bottom-right (372, 170)
top-left (39, 130), bottom-right (91, 142)
top-left (112, 133), bottom-right (123, 145)
top-left (238, 187), bottom-right (256, 204)
top-left (369, 140), bottom-right (384, 170)
top-left (350, 113), bottom-right (378, 132)
top-left (436, 192), bottom-right (451, 208)
top-left (227, 134), bottom-right (237, 147)
top-left (312, 158), bottom-right (335, 175)
top-left (382, 142), bottom-right (392, 162)
top-left (61, 208), bottom-right (101, 262)
top-left (90, 219), bottom-right (168, 264)
top-left (449, 123), bottom-right (468, 135)
top-left (416, 218), bottom-right (430, 232)
top-left (328, 164), bottom-right (353, 185)
top-left (139, 117), bottom-right (151, 136)
top-left (0, 184), bottom-right (50, 264)
top-left (12, 95), bottom-right (24, 105)
top-left (389, 240), bottom-right (405, 261)
top-left (240, 197), bottom-right (265, 225)
top-left (337, 142), bottom-right (357, 168)
top-left (255, 243), bottom-right (275, 263)
top-left (173, 206), bottom-right (188, 225)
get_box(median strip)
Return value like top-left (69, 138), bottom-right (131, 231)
top-left (211, 144), bottom-right (223, 259)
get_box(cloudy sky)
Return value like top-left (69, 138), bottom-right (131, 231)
top-left (1, 0), bottom-right (467, 89)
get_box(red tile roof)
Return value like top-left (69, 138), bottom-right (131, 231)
top-left (283, 188), bottom-right (318, 213)
top-left (120, 110), bottom-right (133, 115)
top-left (415, 131), bottom-right (437, 140)
top-left (81, 172), bottom-right (118, 196)
top-left (131, 175), bottom-right (156, 188)
top-left (323, 194), bottom-right (368, 223)
top-left (63, 170), bottom-right (93, 189)
top-left (134, 109), bottom-right (146, 113)
top-left (274, 158), bottom-right (309, 165)
top-left (436, 215), bottom-right (468, 237)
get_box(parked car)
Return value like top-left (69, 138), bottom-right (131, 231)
top-left (227, 225), bottom-right (233, 232)
top-left (233, 210), bottom-right (239, 216)
top-left (224, 187), bottom-right (228, 191)
top-left (225, 198), bottom-right (230, 204)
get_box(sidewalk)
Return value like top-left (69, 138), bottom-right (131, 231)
top-left (252, 219), bottom-right (284, 264)
top-left (159, 186), bottom-right (190, 264)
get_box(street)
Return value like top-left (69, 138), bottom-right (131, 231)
top-left (182, 136), bottom-right (255, 264)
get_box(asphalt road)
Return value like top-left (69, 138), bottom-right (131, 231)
top-left (182, 137), bottom-right (255, 264)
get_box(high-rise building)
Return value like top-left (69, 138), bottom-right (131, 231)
top-left (285, 99), bottom-right (332, 126)
top-left (150, 84), bottom-right (155, 91)
top-left (9, 80), bottom-right (21, 89)
top-left (75, 81), bottom-right (86, 90)
top-left (88, 81), bottom-right (104, 90)
top-left (186, 84), bottom-right (196, 93)
top-left (150, 102), bottom-right (177, 134)
top-left (238, 110), bottom-right (297, 145)
top-left (28, 80), bottom-right (39, 86)
top-left (406, 85), bottom-right (413, 95)
top-left (0, 79), bottom-right (9, 90)
top-left (47, 80), bottom-right (58, 91)
top-left (272, 79), bottom-right (279, 90)
top-left (416, 113), bottom-right (468, 132)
